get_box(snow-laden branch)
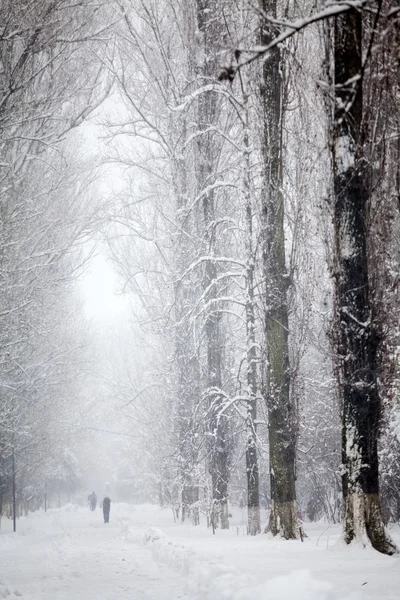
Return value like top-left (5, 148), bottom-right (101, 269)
top-left (170, 83), bottom-right (244, 113)
top-left (178, 255), bottom-right (246, 282)
top-left (182, 126), bottom-right (244, 154)
top-left (227, 1), bottom-right (371, 75)
top-left (340, 306), bottom-right (371, 329)
top-left (188, 181), bottom-right (242, 212)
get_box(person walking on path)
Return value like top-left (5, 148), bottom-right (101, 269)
top-left (89, 492), bottom-right (97, 511)
top-left (102, 496), bottom-right (111, 523)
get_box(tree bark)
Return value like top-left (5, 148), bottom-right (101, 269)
top-left (244, 229), bottom-right (261, 536)
top-left (332, 9), bottom-right (396, 555)
top-left (260, 0), bottom-right (298, 539)
top-left (238, 67), bottom-right (261, 536)
top-left (195, 0), bottom-right (230, 529)
top-left (175, 187), bottom-right (201, 524)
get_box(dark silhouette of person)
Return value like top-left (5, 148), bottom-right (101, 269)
top-left (89, 492), bottom-right (97, 511)
top-left (102, 496), bottom-right (111, 523)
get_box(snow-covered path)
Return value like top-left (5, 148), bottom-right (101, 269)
top-left (1, 504), bottom-right (400, 600)
top-left (0, 505), bottom-right (187, 600)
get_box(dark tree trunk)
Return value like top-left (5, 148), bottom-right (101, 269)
top-left (332, 9), bottom-right (396, 555)
top-left (195, 0), bottom-right (229, 530)
top-left (260, 0), bottom-right (298, 539)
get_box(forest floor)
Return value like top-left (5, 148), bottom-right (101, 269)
top-left (0, 503), bottom-right (399, 600)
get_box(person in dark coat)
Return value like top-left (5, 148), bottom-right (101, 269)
top-left (89, 492), bottom-right (97, 511)
top-left (102, 496), bottom-right (111, 523)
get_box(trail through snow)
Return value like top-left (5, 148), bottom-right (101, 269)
top-left (1, 504), bottom-right (399, 600)
top-left (0, 505), bottom-right (187, 600)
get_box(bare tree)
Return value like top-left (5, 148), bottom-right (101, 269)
top-left (0, 0), bottom-right (112, 517)
top-left (259, 0), bottom-right (298, 539)
top-left (330, 6), bottom-right (396, 554)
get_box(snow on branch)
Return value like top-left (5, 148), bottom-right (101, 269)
top-left (178, 255), bottom-right (246, 282)
top-left (188, 181), bottom-right (242, 213)
top-left (340, 306), bottom-right (371, 329)
top-left (221, 1), bottom-right (372, 78)
top-left (170, 83), bottom-right (243, 113)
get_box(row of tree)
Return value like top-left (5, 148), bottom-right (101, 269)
top-left (1, 0), bottom-right (399, 556)
top-left (104, 0), bottom-right (400, 555)
top-left (0, 0), bottom-right (111, 519)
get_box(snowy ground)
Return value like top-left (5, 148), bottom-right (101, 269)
top-left (0, 504), bottom-right (187, 600)
top-left (1, 504), bottom-right (399, 600)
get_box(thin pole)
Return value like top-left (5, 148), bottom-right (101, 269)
top-left (12, 444), bottom-right (16, 532)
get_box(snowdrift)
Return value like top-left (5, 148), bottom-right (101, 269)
top-left (124, 524), bottom-right (360, 600)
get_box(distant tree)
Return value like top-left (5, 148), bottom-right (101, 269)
top-left (0, 0), bottom-right (112, 517)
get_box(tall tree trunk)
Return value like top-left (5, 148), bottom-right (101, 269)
top-left (239, 67), bottom-right (261, 536)
top-left (244, 174), bottom-right (261, 537)
top-left (203, 184), bottom-right (228, 530)
top-left (332, 8), bottom-right (396, 555)
top-left (174, 4), bottom-right (204, 525)
top-left (195, 0), bottom-right (229, 529)
top-left (260, 0), bottom-right (298, 539)
top-left (174, 156), bottom-right (201, 524)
